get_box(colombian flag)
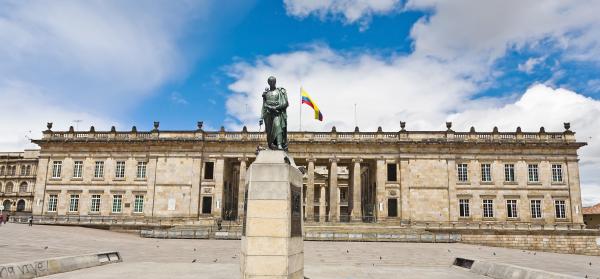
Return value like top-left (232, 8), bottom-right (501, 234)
top-left (301, 88), bottom-right (323, 121)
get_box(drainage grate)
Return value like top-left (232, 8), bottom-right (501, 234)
top-left (453, 257), bottom-right (474, 269)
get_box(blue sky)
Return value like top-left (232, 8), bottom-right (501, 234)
top-left (1, 0), bottom-right (600, 204)
top-left (131, 0), bottom-right (423, 130)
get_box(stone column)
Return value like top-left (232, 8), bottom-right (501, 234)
top-left (32, 157), bottom-right (49, 215)
top-left (329, 158), bottom-right (339, 222)
top-left (351, 158), bottom-right (362, 221)
top-left (237, 157), bottom-right (248, 221)
top-left (376, 158), bottom-right (387, 221)
top-left (567, 160), bottom-right (584, 224)
top-left (306, 159), bottom-right (315, 221)
top-left (190, 157), bottom-right (202, 218)
top-left (213, 157), bottom-right (225, 218)
top-left (319, 185), bottom-right (326, 223)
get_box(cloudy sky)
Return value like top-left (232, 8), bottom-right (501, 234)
top-left (1, 0), bottom-right (599, 204)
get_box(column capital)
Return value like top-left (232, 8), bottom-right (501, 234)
top-left (352, 158), bottom-right (363, 163)
top-left (329, 157), bottom-right (339, 163)
top-left (307, 157), bottom-right (317, 163)
top-left (237, 156), bottom-right (249, 162)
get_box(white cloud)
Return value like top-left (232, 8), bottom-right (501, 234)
top-left (0, 81), bottom-right (114, 151)
top-left (170, 92), bottom-right (189, 105)
top-left (518, 56), bottom-right (546, 74)
top-left (284, 0), bottom-right (401, 28)
top-left (406, 0), bottom-right (600, 66)
top-left (0, 1), bottom-right (206, 150)
top-left (226, 46), bottom-right (475, 132)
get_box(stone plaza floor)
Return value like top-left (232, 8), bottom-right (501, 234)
top-left (1, 223), bottom-right (599, 278)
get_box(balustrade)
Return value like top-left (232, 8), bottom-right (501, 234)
top-left (42, 129), bottom-right (574, 144)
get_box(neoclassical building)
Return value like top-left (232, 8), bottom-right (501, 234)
top-left (0, 150), bottom-right (39, 215)
top-left (30, 122), bottom-right (585, 227)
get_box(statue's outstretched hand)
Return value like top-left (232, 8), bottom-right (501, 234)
top-left (259, 119), bottom-right (263, 126)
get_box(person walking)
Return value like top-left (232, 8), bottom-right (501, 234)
top-left (28, 216), bottom-right (33, 226)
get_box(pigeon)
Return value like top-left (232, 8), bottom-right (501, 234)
top-left (589, 262), bottom-right (592, 266)
top-left (192, 259), bottom-right (197, 263)
top-left (533, 252), bottom-right (536, 255)
top-left (346, 250), bottom-right (349, 253)
top-left (379, 256), bottom-right (382, 260)
top-left (193, 248), bottom-right (196, 251)
top-left (44, 246), bottom-right (48, 250)
top-left (493, 252), bottom-right (496, 256)
top-left (448, 249), bottom-right (451, 253)
top-left (213, 259), bottom-right (218, 262)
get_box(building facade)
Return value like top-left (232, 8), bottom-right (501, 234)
top-left (30, 122), bottom-right (586, 227)
top-left (583, 203), bottom-right (600, 229)
top-left (0, 150), bottom-right (39, 215)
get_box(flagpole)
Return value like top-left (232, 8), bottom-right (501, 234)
top-left (299, 86), bottom-right (302, 131)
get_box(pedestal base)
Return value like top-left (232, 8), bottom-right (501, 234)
top-left (240, 150), bottom-right (304, 279)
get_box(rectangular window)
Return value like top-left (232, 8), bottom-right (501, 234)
top-left (459, 199), bottom-right (470, 217)
top-left (69, 194), bottom-right (79, 212)
top-left (552, 164), bottom-right (563, 183)
top-left (483, 199), bottom-right (494, 218)
top-left (90, 194), bottom-right (101, 213)
top-left (457, 163), bottom-right (468, 182)
top-left (528, 164), bottom-right (539, 182)
top-left (530, 200), bottom-right (542, 219)
top-left (204, 162), bottom-right (214, 180)
top-left (48, 194), bottom-right (58, 212)
top-left (115, 161), bottom-right (126, 178)
top-left (52, 161), bottom-right (62, 178)
top-left (134, 195), bottom-right (144, 213)
top-left (555, 200), bottom-right (566, 219)
top-left (387, 163), bottom-right (397, 181)
top-left (506, 200), bottom-right (518, 218)
top-left (481, 164), bottom-right (492, 182)
top-left (112, 195), bottom-right (122, 213)
top-left (94, 161), bottom-right (104, 178)
top-left (73, 161), bottom-right (83, 178)
top-left (136, 162), bottom-right (147, 179)
top-left (504, 164), bottom-right (515, 182)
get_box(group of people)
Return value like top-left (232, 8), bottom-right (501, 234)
top-left (0, 214), bottom-right (33, 226)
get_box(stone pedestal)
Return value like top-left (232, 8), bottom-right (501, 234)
top-left (241, 150), bottom-right (304, 279)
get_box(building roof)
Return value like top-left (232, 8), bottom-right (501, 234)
top-left (583, 203), bottom-right (600, 214)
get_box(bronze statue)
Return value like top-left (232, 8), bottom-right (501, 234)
top-left (260, 76), bottom-right (288, 150)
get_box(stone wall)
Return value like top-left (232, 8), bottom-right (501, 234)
top-left (457, 230), bottom-right (600, 256)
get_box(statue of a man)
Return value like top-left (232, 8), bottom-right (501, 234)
top-left (260, 76), bottom-right (288, 150)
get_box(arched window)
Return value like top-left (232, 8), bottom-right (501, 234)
top-left (10, 166), bottom-right (16, 176)
top-left (26, 165), bottom-right (31, 176)
top-left (5, 182), bottom-right (13, 193)
top-left (0, 166), bottom-right (4, 175)
top-left (16, 200), bottom-right (25, 212)
top-left (19, 182), bottom-right (28, 193)
top-left (0, 182), bottom-right (3, 192)
top-left (2, 200), bottom-right (11, 211)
